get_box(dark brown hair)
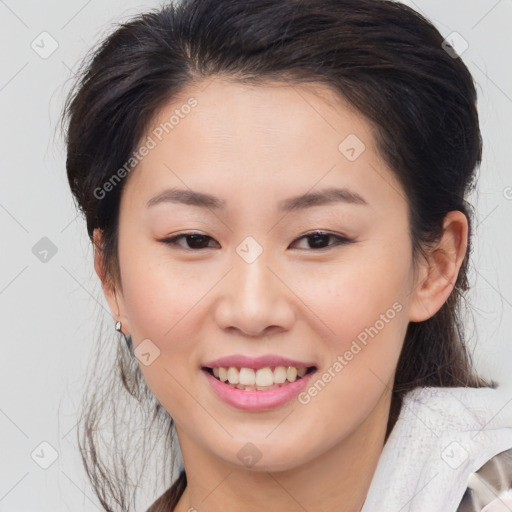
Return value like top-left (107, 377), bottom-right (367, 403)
top-left (60, 0), bottom-right (492, 510)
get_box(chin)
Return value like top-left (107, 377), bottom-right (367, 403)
top-left (212, 438), bottom-right (313, 474)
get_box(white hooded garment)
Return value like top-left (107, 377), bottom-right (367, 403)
top-left (361, 386), bottom-right (512, 512)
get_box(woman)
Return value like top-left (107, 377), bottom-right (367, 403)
top-left (60, 0), bottom-right (512, 510)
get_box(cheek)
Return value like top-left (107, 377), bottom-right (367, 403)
top-left (295, 266), bottom-right (408, 443)
top-left (304, 252), bottom-right (410, 348)
top-left (298, 244), bottom-right (412, 410)
top-left (120, 246), bottom-right (209, 346)
top-left (118, 254), bottom-right (208, 420)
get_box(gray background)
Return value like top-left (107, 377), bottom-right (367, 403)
top-left (1, 0), bottom-right (511, 510)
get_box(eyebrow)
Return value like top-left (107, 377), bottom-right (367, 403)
top-left (145, 186), bottom-right (368, 211)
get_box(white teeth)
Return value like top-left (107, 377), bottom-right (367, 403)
top-left (218, 367), bottom-right (228, 382)
top-left (239, 368), bottom-right (256, 386)
top-left (255, 367), bottom-right (274, 387)
top-left (273, 366), bottom-right (287, 383)
top-left (227, 367), bottom-right (239, 384)
top-left (287, 366), bottom-right (297, 383)
top-left (208, 365), bottom-right (311, 389)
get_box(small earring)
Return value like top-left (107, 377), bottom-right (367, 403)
top-left (115, 320), bottom-right (122, 332)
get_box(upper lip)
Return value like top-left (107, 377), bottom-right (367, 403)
top-left (202, 354), bottom-right (317, 370)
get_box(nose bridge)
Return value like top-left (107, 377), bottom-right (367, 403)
top-left (214, 236), bottom-right (294, 336)
top-left (233, 237), bottom-right (275, 311)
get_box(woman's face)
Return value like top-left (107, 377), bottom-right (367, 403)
top-left (100, 79), bottom-right (426, 471)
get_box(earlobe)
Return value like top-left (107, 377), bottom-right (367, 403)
top-left (408, 211), bottom-right (468, 323)
top-left (93, 228), bottom-right (130, 334)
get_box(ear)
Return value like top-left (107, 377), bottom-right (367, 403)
top-left (408, 210), bottom-right (468, 322)
top-left (93, 228), bottom-right (130, 335)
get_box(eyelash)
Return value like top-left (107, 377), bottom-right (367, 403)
top-left (160, 231), bottom-right (355, 251)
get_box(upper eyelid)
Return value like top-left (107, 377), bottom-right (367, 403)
top-left (291, 232), bottom-right (354, 248)
top-left (165, 230), bottom-right (348, 241)
top-left (167, 229), bottom-right (349, 237)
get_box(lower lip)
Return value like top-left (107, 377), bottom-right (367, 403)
top-left (202, 369), bottom-right (316, 411)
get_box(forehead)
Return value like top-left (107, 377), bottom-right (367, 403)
top-left (122, 78), bottom-right (405, 213)
top-left (147, 78), bottom-right (372, 155)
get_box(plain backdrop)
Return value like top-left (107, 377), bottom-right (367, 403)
top-left (1, 0), bottom-right (511, 510)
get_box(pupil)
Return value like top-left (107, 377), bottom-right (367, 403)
top-left (188, 234), bottom-right (209, 248)
top-left (309, 234), bottom-right (328, 249)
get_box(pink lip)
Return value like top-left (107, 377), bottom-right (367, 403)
top-left (202, 368), bottom-right (317, 411)
top-left (202, 354), bottom-right (316, 370)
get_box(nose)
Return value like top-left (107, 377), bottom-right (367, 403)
top-left (214, 249), bottom-right (296, 338)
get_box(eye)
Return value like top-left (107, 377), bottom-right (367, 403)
top-left (160, 230), bottom-right (354, 251)
top-left (161, 232), bottom-right (220, 250)
top-left (290, 231), bottom-right (355, 250)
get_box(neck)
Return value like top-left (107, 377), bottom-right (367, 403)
top-left (175, 388), bottom-right (391, 512)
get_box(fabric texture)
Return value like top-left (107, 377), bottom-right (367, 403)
top-left (361, 386), bottom-right (512, 512)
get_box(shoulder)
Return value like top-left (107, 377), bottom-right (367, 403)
top-left (399, 386), bottom-right (512, 442)
top-left (146, 469), bottom-right (187, 512)
top-left (456, 448), bottom-right (512, 512)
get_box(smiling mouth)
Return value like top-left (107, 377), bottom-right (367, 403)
top-left (202, 365), bottom-right (317, 391)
